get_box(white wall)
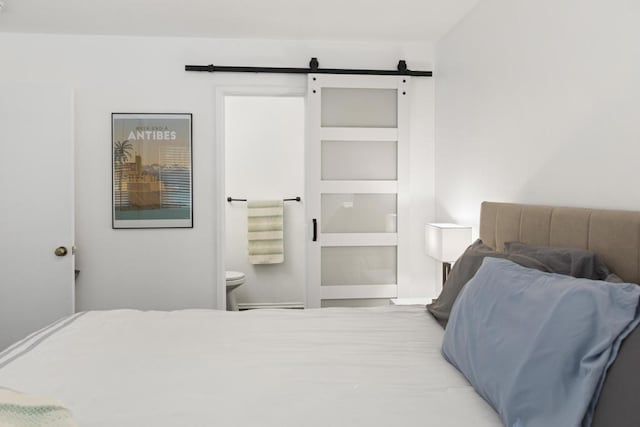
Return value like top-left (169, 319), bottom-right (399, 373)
top-left (407, 71), bottom-right (437, 298)
top-left (435, 0), bottom-right (640, 234)
top-left (225, 96), bottom-right (305, 306)
top-left (0, 32), bottom-right (437, 309)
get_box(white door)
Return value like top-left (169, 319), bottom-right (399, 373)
top-left (0, 85), bottom-right (75, 350)
top-left (306, 75), bottom-right (409, 308)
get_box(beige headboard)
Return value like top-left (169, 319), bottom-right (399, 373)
top-left (479, 201), bottom-right (640, 284)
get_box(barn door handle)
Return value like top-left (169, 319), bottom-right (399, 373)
top-left (312, 218), bottom-right (317, 242)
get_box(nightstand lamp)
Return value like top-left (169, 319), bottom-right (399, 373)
top-left (426, 223), bottom-right (472, 285)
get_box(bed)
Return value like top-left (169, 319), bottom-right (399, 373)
top-left (0, 307), bottom-right (501, 426)
top-left (0, 201), bottom-right (638, 426)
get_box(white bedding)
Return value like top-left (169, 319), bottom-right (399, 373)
top-left (0, 306), bottom-right (501, 426)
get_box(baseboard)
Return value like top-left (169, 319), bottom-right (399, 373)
top-left (237, 302), bottom-right (305, 310)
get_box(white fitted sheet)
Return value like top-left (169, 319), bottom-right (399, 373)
top-left (0, 306), bottom-right (501, 426)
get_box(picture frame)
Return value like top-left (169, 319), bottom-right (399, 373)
top-left (112, 113), bottom-right (193, 229)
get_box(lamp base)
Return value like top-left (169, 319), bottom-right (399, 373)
top-left (442, 262), bottom-right (452, 286)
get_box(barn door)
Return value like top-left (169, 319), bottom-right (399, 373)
top-left (306, 74), bottom-right (409, 308)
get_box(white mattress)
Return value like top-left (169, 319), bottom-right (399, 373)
top-left (0, 306), bottom-right (501, 426)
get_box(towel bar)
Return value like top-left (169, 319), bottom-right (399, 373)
top-left (227, 197), bottom-right (301, 203)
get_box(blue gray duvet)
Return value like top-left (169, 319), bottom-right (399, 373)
top-left (442, 257), bottom-right (640, 427)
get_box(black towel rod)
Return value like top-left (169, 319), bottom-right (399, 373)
top-left (186, 58), bottom-right (432, 77)
top-left (227, 197), bottom-right (301, 203)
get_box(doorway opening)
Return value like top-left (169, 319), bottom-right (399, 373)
top-left (223, 95), bottom-right (305, 310)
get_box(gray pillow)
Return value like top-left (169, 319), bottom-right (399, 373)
top-left (592, 324), bottom-right (640, 427)
top-left (504, 241), bottom-right (610, 280)
top-left (426, 239), bottom-right (551, 327)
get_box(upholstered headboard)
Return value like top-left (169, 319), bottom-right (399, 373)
top-left (479, 201), bottom-right (640, 284)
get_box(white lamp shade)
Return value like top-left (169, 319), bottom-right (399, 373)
top-left (425, 223), bottom-right (472, 262)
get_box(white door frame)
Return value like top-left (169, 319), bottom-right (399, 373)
top-left (214, 84), bottom-right (306, 310)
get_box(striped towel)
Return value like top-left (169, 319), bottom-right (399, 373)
top-left (248, 200), bottom-right (284, 264)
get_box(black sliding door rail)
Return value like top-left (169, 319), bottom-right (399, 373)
top-left (185, 58), bottom-right (432, 77)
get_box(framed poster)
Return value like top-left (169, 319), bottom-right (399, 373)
top-left (112, 113), bottom-right (193, 229)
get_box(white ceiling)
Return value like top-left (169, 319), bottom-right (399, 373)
top-left (0, 0), bottom-right (479, 41)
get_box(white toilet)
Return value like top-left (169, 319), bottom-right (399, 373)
top-left (225, 271), bottom-right (245, 311)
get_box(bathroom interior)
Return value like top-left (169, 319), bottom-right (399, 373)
top-left (224, 94), bottom-right (306, 310)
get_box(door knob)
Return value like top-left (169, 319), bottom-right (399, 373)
top-left (54, 246), bottom-right (68, 257)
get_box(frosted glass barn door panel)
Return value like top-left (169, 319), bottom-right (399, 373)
top-left (321, 246), bottom-right (397, 286)
top-left (306, 74), bottom-right (409, 308)
top-left (321, 140), bottom-right (397, 180)
top-left (321, 194), bottom-right (397, 233)
top-left (321, 88), bottom-right (397, 128)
